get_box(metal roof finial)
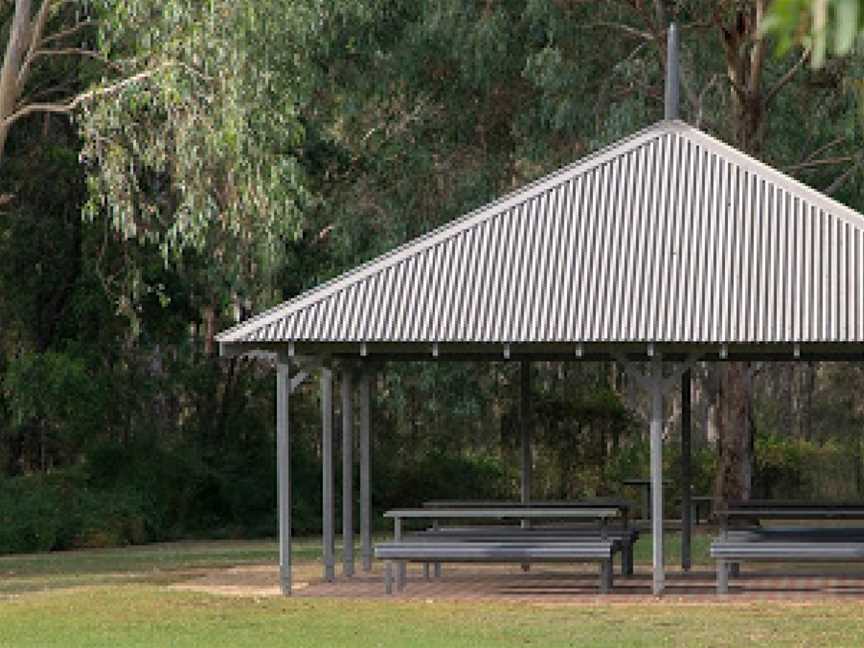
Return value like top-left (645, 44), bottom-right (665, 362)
top-left (664, 22), bottom-right (679, 121)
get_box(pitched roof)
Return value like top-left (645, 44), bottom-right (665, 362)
top-left (218, 120), bottom-right (864, 352)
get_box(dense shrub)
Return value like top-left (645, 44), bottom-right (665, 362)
top-left (373, 450), bottom-right (512, 513)
top-left (751, 434), bottom-right (849, 500)
top-left (0, 474), bottom-right (66, 553)
top-left (0, 471), bottom-right (155, 553)
top-left (0, 433), bottom-right (282, 554)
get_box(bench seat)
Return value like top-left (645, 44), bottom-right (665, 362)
top-left (407, 527), bottom-right (638, 576)
top-left (725, 527), bottom-right (864, 542)
top-left (374, 540), bottom-right (618, 594)
top-left (710, 540), bottom-right (864, 593)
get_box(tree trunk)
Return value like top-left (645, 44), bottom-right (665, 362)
top-left (0, 0), bottom-right (33, 166)
top-left (714, 363), bottom-right (753, 505)
top-left (712, 2), bottom-right (785, 505)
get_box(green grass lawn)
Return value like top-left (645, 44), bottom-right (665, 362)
top-left (1, 532), bottom-right (864, 647)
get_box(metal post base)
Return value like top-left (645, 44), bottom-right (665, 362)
top-left (600, 560), bottom-right (613, 594)
top-left (397, 561), bottom-right (407, 591)
top-left (385, 561), bottom-right (393, 594)
top-left (717, 560), bottom-right (729, 594)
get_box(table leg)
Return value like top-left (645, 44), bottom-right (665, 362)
top-left (432, 520), bottom-right (442, 578)
top-left (600, 560), bottom-right (613, 594)
top-left (397, 561), bottom-right (407, 591)
top-left (385, 561), bottom-right (393, 594)
top-left (394, 517), bottom-right (406, 589)
top-left (717, 559), bottom-right (729, 594)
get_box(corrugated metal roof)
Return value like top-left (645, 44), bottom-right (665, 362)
top-left (218, 120), bottom-right (864, 349)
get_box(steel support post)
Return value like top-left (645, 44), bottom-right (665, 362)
top-left (650, 357), bottom-right (665, 596)
top-left (321, 363), bottom-right (335, 582)
top-left (681, 369), bottom-right (692, 572)
top-left (276, 355), bottom-right (292, 595)
top-left (519, 361), bottom-right (531, 571)
top-left (520, 361), bottom-right (531, 515)
top-left (359, 368), bottom-right (372, 572)
top-left (341, 368), bottom-right (355, 577)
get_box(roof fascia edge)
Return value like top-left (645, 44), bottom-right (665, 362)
top-left (678, 122), bottom-right (864, 230)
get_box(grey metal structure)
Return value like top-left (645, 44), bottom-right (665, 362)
top-left (321, 366), bottom-right (335, 582)
top-left (375, 541), bottom-right (618, 594)
top-left (341, 369), bottom-right (354, 577)
top-left (519, 361), bottom-right (531, 519)
top-left (219, 116), bottom-right (864, 355)
top-left (681, 369), bottom-right (692, 572)
top-left (664, 23), bottom-right (679, 121)
top-left (359, 369), bottom-right (372, 572)
top-left (217, 23), bottom-right (864, 597)
top-left (275, 356), bottom-right (292, 595)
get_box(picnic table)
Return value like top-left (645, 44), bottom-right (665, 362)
top-left (420, 499), bottom-right (638, 576)
top-left (422, 499), bottom-right (634, 527)
top-left (711, 501), bottom-right (864, 593)
top-left (376, 506), bottom-right (621, 594)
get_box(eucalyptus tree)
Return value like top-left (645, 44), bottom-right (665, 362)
top-left (78, 0), bottom-right (350, 347)
top-left (0, 0), bottom-right (168, 171)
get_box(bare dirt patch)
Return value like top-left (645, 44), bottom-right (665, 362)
top-left (168, 564), bottom-right (299, 597)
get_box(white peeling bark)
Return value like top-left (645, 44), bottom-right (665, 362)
top-left (0, 0), bottom-right (34, 164)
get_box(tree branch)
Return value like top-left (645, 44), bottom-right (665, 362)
top-left (802, 136), bottom-right (848, 164)
top-left (38, 18), bottom-right (97, 47)
top-left (784, 155), bottom-right (856, 172)
top-left (749, 0), bottom-right (768, 96)
top-left (2, 67), bottom-right (161, 129)
top-left (580, 22), bottom-right (654, 40)
top-left (17, 0), bottom-right (56, 88)
top-left (652, 0), bottom-right (667, 32)
top-left (727, 75), bottom-right (748, 102)
top-left (765, 48), bottom-right (810, 106)
top-left (695, 73), bottom-right (723, 129)
top-left (676, 41), bottom-right (712, 119)
top-left (826, 155), bottom-right (864, 195)
top-left (28, 47), bottom-right (123, 72)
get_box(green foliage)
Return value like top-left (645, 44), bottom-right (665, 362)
top-left (751, 433), bottom-right (848, 499)
top-left (4, 352), bottom-right (100, 446)
top-left (7, 0), bottom-right (864, 559)
top-left (80, 0), bottom-right (322, 303)
top-left (376, 450), bottom-right (511, 512)
top-left (765, 0), bottom-right (864, 67)
top-left (0, 470), bottom-right (151, 553)
top-left (532, 368), bottom-right (638, 498)
top-left (0, 474), bottom-right (67, 553)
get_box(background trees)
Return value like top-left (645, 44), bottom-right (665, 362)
top-left (2, 0), bottom-right (864, 552)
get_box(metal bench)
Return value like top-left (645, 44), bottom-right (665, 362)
top-left (725, 527), bottom-right (864, 542)
top-left (374, 540), bottom-right (619, 594)
top-left (710, 540), bottom-right (864, 593)
top-left (713, 504), bottom-right (864, 593)
top-left (408, 526), bottom-right (639, 576)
